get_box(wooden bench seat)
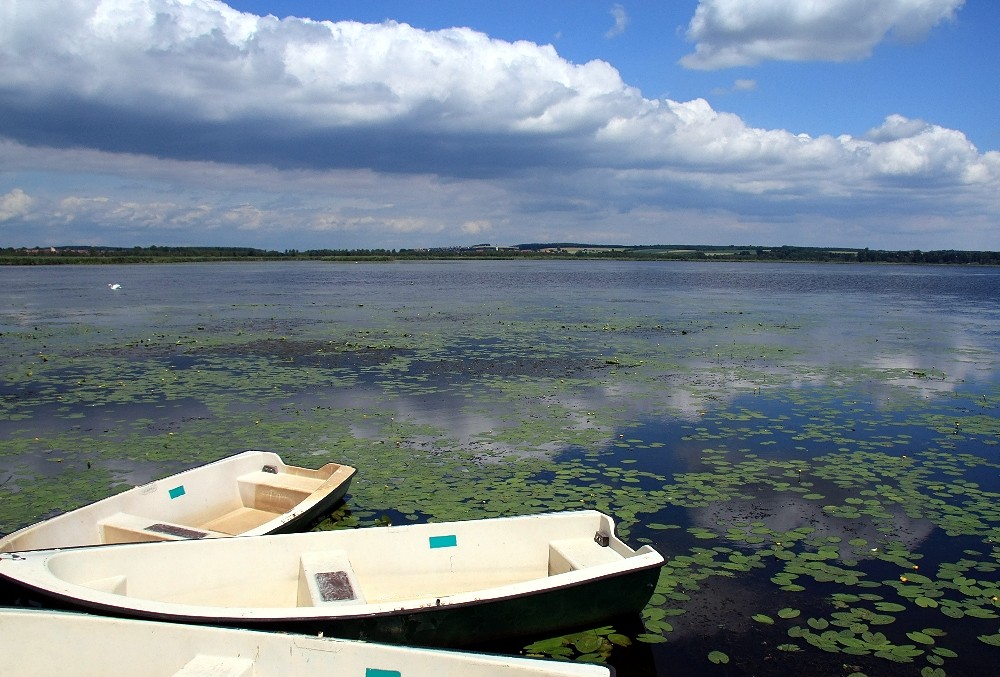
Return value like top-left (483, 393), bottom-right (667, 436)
top-left (198, 507), bottom-right (279, 535)
top-left (548, 536), bottom-right (623, 575)
top-left (99, 513), bottom-right (228, 544)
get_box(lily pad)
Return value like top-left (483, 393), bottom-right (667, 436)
top-left (707, 650), bottom-right (730, 665)
top-left (978, 633), bottom-right (1000, 647)
top-left (906, 631), bottom-right (935, 645)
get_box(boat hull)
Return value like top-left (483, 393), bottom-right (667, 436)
top-left (278, 562), bottom-right (657, 646)
top-left (0, 450), bottom-right (356, 552)
top-left (0, 608), bottom-right (614, 676)
top-left (0, 510), bottom-right (664, 647)
top-left (28, 558), bottom-right (659, 646)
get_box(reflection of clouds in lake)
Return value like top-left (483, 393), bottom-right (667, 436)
top-left (324, 377), bottom-right (723, 460)
top-left (578, 376), bottom-right (742, 423)
top-left (681, 294), bottom-right (994, 406)
top-left (641, 387), bottom-right (713, 421)
top-left (873, 348), bottom-right (996, 396)
top-left (1, 451), bottom-right (194, 531)
top-left (322, 383), bottom-right (539, 460)
top-left (4, 450), bottom-right (181, 489)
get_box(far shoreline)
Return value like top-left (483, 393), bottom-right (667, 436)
top-left (3, 243), bottom-right (1000, 267)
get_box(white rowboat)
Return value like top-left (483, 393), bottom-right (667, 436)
top-left (0, 450), bottom-right (356, 552)
top-left (0, 510), bottom-right (663, 646)
top-left (0, 608), bottom-right (614, 676)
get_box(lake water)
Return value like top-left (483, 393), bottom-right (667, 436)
top-left (2, 261), bottom-right (999, 676)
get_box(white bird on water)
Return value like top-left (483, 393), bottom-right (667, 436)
top-left (107, 283), bottom-right (122, 290)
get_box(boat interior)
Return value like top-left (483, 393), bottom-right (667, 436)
top-left (98, 466), bottom-right (346, 544)
top-left (51, 517), bottom-right (642, 609)
top-left (0, 454), bottom-right (354, 553)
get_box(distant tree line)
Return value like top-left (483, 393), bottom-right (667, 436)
top-left (853, 248), bottom-right (1000, 265)
top-left (2, 244), bottom-right (999, 266)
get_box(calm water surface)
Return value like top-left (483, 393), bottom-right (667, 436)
top-left (2, 261), bottom-right (999, 676)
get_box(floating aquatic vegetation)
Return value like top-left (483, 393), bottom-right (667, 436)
top-left (707, 650), bottom-right (730, 664)
top-left (523, 626), bottom-right (631, 663)
top-left (3, 263), bottom-right (1000, 675)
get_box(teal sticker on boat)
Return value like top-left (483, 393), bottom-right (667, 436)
top-left (429, 534), bottom-right (457, 549)
top-left (168, 485), bottom-right (185, 499)
top-left (365, 670), bottom-right (401, 677)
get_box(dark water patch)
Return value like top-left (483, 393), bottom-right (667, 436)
top-left (410, 355), bottom-right (617, 380)
top-left (0, 394), bottom-right (214, 440)
top-left (192, 337), bottom-right (409, 369)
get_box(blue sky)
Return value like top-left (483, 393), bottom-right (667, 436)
top-left (1, 0), bottom-right (997, 250)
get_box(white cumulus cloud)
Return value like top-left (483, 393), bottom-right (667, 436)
top-left (681, 0), bottom-right (965, 70)
top-left (862, 115), bottom-right (990, 181)
top-left (0, 0), bottom-right (995, 251)
top-left (0, 0), bottom-right (638, 143)
top-left (0, 188), bottom-right (35, 222)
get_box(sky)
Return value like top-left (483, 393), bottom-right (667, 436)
top-left (1, 0), bottom-right (998, 251)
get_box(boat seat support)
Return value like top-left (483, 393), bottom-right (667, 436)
top-left (238, 470), bottom-right (325, 514)
top-left (297, 550), bottom-right (366, 606)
